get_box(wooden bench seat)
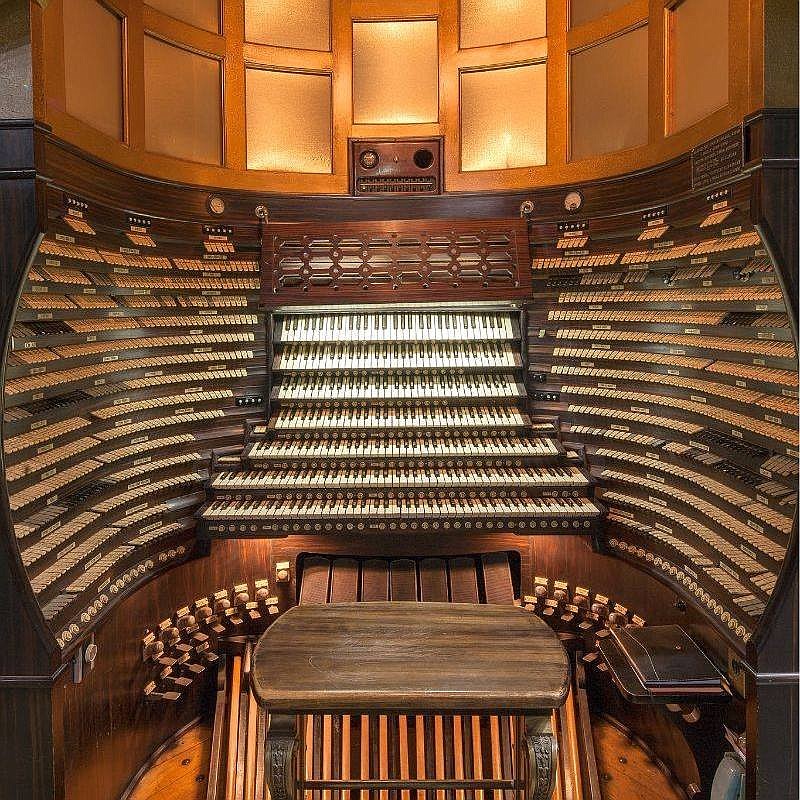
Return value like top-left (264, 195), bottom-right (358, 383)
top-left (295, 553), bottom-right (523, 800)
top-left (206, 553), bottom-right (599, 800)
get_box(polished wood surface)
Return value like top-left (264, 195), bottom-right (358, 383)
top-left (252, 602), bottom-right (569, 713)
top-left (0, 111), bottom-right (796, 800)
top-left (32, 0), bottom-right (768, 194)
top-left (127, 721), bottom-right (212, 800)
top-left (591, 717), bottom-right (685, 800)
top-left (261, 217), bottom-right (532, 305)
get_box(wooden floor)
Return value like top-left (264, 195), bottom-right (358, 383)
top-left (128, 715), bottom-right (684, 800)
top-left (591, 718), bottom-right (683, 800)
top-left (128, 721), bottom-right (213, 800)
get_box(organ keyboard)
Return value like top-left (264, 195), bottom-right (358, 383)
top-left (276, 309), bottom-right (519, 342)
top-left (273, 341), bottom-right (521, 371)
top-left (271, 373), bottom-right (527, 401)
top-left (199, 303), bottom-right (603, 538)
top-left (211, 465), bottom-right (588, 492)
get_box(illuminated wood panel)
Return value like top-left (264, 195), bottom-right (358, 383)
top-left (460, 62), bottom-right (547, 171)
top-left (143, 35), bottom-right (222, 165)
top-left (459, 0), bottom-right (546, 49)
top-left (146, 0), bottom-right (221, 33)
top-left (570, 25), bottom-right (648, 159)
top-left (62, 0), bottom-right (123, 140)
top-left (246, 67), bottom-right (333, 173)
top-left (569, 0), bottom-right (632, 28)
top-left (31, 0), bottom-right (767, 191)
top-left (667, 0), bottom-right (730, 132)
top-left (245, 0), bottom-right (331, 51)
top-left (352, 19), bottom-right (439, 124)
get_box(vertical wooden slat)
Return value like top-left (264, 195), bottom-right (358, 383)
top-left (331, 715), bottom-right (342, 800)
top-left (245, 685), bottom-right (259, 800)
top-left (470, 717), bottom-right (483, 800)
top-left (323, 715), bottom-right (333, 800)
top-left (424, 717), bottom-right (437, 800)
top-left (255, 709), bottom-right (267, 800)
top-left (235, 697), bottom-right (248, 800)
top-left (314, 715), bottom-right (325, 800)
top-left (207, 661), bottom-right (228, 800)
top-left (461, 716), bottom-right (474, 800)
top-left (342, 715), bottom-right (352, 800)
top-left (225, 656), bottom-right (242, 800)
top-left (452, 716), bottom-right (465, 800)
top-left (305, 714), bottom-right (316, 800)
top-left (399, 715), bottom-right (411, 800)
top-left (379, 715), bottom-right (389, 800)
top-left (415, 716), bottom-right (426, 800)
top-left (497, 717), bottom-right (514, 800)
top-left (433, 716), bottom-right (446, 800)
top-left (488, 717), bottom-right (502, 800)
top-left (360, 715), bottom-right (370, 800)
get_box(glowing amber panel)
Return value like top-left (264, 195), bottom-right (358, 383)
top-left (669, 0), bottom-right (729, 132)
top-left (62, 0), bottom-right (123, 140)
top-left (569, 0), bottom-right (631, 28)
top-left (246, 68), bottom-right (332, 173)
top-left (143, 36), bottom-right (222, 164)
top-left (245, 0), bottom-right (330, 51)
top-left (146, 0), bottom-right (220, 33)
top-left (352, 20), bottom-right (438, 124)
top-left (460, 62), bottom-right (547, 171)
top-left (570, 25), bottom-right (648, 160)
top-left (460, 0), bottom-right (546, 49)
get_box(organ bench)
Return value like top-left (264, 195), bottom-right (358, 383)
top-left (251, 602), bottom-right (570, 800)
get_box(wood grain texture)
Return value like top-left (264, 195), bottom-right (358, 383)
top-left (252, 602), bottom-right (570, 713)
top-left (127, 721), bottom-right (212, 800)
top-left (591, 716), bottom-right (685, 800)
top-left (261, 217), bottom-right (532, 305)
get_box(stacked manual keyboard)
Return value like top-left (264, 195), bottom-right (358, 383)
top-left (198, 303), bottom-right (604, 537)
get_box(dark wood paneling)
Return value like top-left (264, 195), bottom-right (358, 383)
top-left (36, 129), bottom-right (694, 226)
top-left (745, 109), bottom-right (798, 800)
top-left (0, 119), bottom-right (61, 800)
top-left (0, 686), bottom-right (57, 800)
top-left (261, 218), bottom-right (531, 305)
top-left (59, 538), bottom-right (272, 800)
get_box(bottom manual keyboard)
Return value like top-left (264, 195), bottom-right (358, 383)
top-left (200, 493), bottom-right (603, 536)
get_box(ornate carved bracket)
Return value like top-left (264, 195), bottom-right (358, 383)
top-left (523, 715), bottom-right (558, 800)
top-left (265, 713), bottom-right (299, 800)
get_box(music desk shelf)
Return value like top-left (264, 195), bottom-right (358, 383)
top-left (597, 624), bottom-right (731, 705)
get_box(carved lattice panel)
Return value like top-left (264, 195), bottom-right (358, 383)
top-left (261, 218), bottom-right (532, 304)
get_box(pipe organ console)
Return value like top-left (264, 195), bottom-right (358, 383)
top-left (199, 304), bottom-right (604, 537)
top-left (0, 113), bottom-right (796, 800)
